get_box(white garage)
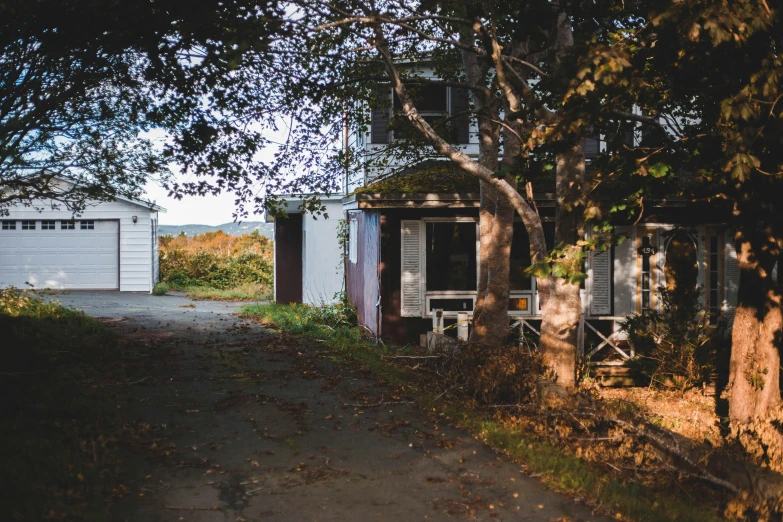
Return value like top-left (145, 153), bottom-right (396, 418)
top-left (0, 194), bottom-right (163, 292)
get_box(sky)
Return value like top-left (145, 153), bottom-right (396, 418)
top-left (143, 179), bottom-right (264, 226)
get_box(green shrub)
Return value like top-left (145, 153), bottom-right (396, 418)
top-left (622, 285), bottom-right (718, 391)
top-left (160, 249), bottom-right (272, 290)
top-left (152, 282), bottom-right (170, 295)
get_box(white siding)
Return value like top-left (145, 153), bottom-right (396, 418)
top-left (2, 198), bottom-right (157, 292)
top-left (301, 199), bottom-right (344, 305)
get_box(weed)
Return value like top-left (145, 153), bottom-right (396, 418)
top-left (153, 282), bottom-right (170, 296)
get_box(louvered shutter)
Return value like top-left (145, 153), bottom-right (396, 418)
top-left (371, 87), bottom-right (391, 144)
top-left (450, 87), bottom-right (470, 144)
top-left (590, 246), bottom-right (612, 316)
top-left (401, 220), bottom-right (423, 317)
top-left (585, 137), bottom-right (600, 160)
top-left (724, 234), bottom-right (740, 314)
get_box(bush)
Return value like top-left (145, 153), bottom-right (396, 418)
top-left (622, 285), bottom-right (718, 391)
top-left (152, 282), bottom-right (170, 295)
top-left (159, 230), bottom-right (273, 291)
top-left (425, 341), bottom-right (545, 406)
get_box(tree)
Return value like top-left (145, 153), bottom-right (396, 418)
top-left (637, 1), bottom-right (783, 439)
top-left (265, 0), bottom-right (652, 387)
top-left (0, 0), bottom-right (285, 214)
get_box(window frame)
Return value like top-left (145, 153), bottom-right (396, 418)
top-left (1, 220), bottom-right (16, 230)
top-left (348, 216), bottom-right (358, 264)
top-left (21, 220), bottom-right (36, 230)
top-left (390, 82), bottom-right (454, 143)
top-left (421, 217), bottom-right (479, 318)
top-left (41, 220), bottom-right (56, 230)
top-left (80, 220), bottom-right (95, 230)
top-left (61, 221), bottom-right (76, 230)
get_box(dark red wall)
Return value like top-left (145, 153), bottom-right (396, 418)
top-left (346, 210), bottom-right (381, 336)
top-left (274, 213), bottom-right (303, 304)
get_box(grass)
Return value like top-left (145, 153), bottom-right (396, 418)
top-left (0, 288), bottom-right (123, 521)
top-left (153, 281), bottom-right (270, 302)
top-left (242, 302), bottom-right (725, 522)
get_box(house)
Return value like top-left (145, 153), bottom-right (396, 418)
top-left (264, 195), bottom-right (345, 305)
top-left (271, 76), bottom-right (741, 363)
top-left (0, 179), bottom-right (163, 292)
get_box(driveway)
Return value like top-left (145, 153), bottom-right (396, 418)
top-left (50, 291), bottom-right (607, 522)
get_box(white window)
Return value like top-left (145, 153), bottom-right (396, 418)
top-left (348, 218), bottom-right (358, 264)
top-left (1, 220), bottom-right (15, 230)
top-left (61, 221), bottom-right (75, 230)
top-left (41, 220), bottom-right (55, 230)
top-left (21, 220), bottom-right (36, 230)
top-left (80, 220), bottom-right (95, 230)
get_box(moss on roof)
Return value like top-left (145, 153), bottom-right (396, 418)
top-left (353, 160), bottom-right (480, 195)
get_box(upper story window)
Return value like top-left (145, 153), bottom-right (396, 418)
top-left (80, 220), bottom-right (95, 230)
top-left (371, 83), bottom-right (471, 145)
top-left (1, 220), bottom-right (16, 230)
top-left (21, 220), bottom-right (36, 230)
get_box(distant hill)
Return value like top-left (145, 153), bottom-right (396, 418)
top-left (160, 221), bottom-right (273, 238)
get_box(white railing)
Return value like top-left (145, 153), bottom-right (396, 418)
top-left (512, 315), bottom-right (632, 366)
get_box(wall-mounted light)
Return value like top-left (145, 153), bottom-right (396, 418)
top-left (132, 216), bottom-right (138, 224)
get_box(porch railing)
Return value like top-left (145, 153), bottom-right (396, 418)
top-left (511, 316), bottom-right (632, 366)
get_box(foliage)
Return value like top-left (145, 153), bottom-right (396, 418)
top-left (152, 282), bottom-right (170, 296)
top-left (159, 230), bottom-right (273, 294)
top-left (622, 286), bottom-right (718, 391)
top-left (0, 0), bottom-right (285, 213)
top-left (181, 283), bottom-right (270, 302)
top-left (0, 288), bottom-right (121, 520)
top-left (424, 341), bottom-right (544, 406)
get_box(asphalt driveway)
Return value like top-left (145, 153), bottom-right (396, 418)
top-left (47, 291), bottom-right (607, 522)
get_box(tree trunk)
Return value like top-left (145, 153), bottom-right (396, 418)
top-left (539, 140), bottom-right (586, 388)
top-left (726, 225), bottom-right (782, 424)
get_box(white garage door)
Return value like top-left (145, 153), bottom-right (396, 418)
top-left (0, 219), bottom-right (119, 290)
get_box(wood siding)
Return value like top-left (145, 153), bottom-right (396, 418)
top-left (274, 213), bottom-right (303, 304)
top-left (346, 211), bottom-right (381, 336)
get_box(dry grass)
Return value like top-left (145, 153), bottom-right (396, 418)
top-left (182, 283), bottom-right (270, 301)
top-left (597, 386), bottom-right (723, 446)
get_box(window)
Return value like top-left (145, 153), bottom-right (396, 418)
top-left (61, 221), bottom-right (75, 230)
top-left (386, 83), bottom-right (470, 144)
top-left (80, 220), bottom-right (95, 230)
top-left (21, 220), bottom-right (36, 230)
top-left (708, 235), bottom-right (720, 325)
top-left (41, 220), bottom-right (55, 230)
top-left (425, 221), bottom-right (477, 292)
top-left (1, 220), bottom-right (15, 230)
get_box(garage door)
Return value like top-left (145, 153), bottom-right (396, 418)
top-left (0, 219), bottom-right (119, 290)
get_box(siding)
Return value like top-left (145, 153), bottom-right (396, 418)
top-left (4, 198), bottom-right (157, 292)
top-left (346, 210), bottom-right (381, 335)
top-left (302, 200), bottom-right (344, 305)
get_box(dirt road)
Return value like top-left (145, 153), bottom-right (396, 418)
top-left (52, 292), bottom-right (607, 522)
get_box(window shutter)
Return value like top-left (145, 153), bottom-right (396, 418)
top-left (590, 247), bottom-right (612, 316)
top-left (585, 137), bottom-right (600, 160)
top-left (449, 87), bottom-right (470, 144)
top-left (371, 88), bottom-right (391, 144)
top-left (401, 220), bottom-right (423, 317)
top-left (724, 234), bottom-right (740, 315)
